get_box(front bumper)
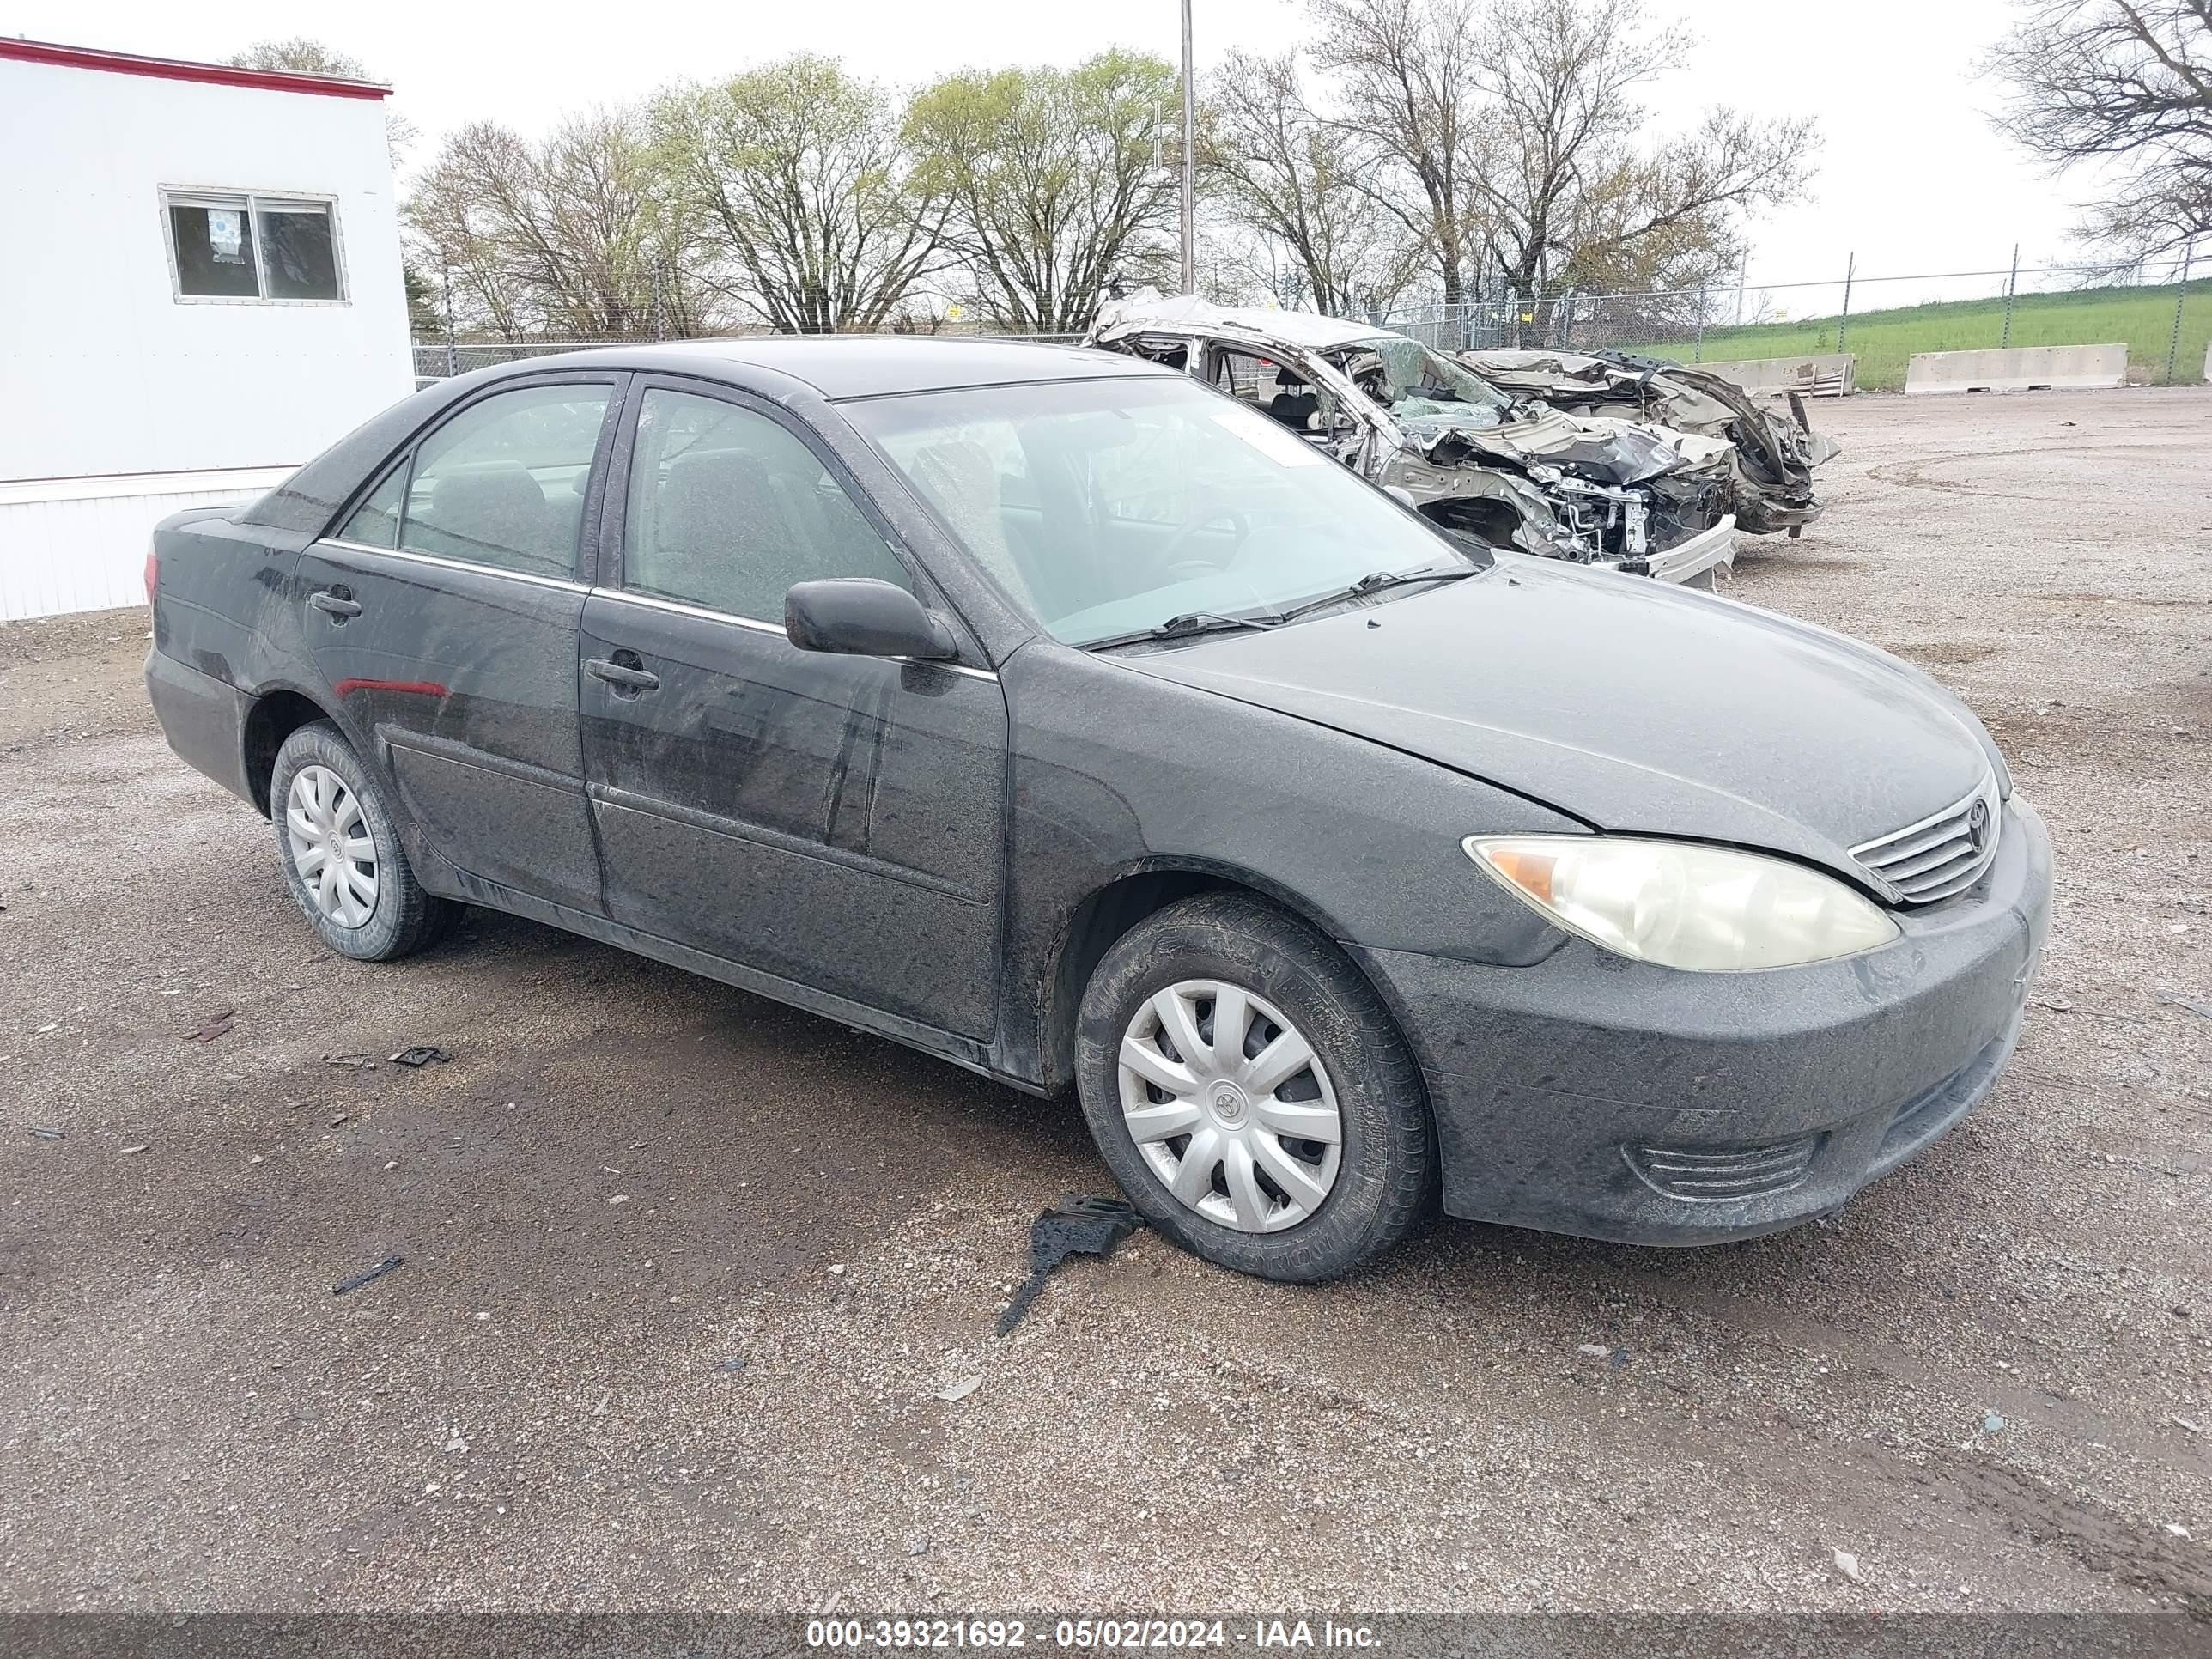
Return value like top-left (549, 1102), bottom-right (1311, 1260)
top-left (1638, 514), bottom-right (1737, 584)
top-left (1352, 797), bottom-right (2053, 1245)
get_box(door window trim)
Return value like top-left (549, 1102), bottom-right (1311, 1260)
top-left (320, 371), bottom-right (631, 584)
top-left (600, 374), bottom-right (957, 633)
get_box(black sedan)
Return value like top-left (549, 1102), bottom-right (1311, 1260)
top-left (145, 339), bottom-right (2051, 1280)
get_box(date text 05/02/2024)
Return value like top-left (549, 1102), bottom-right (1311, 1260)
top-left (804, 1619), bottom-right (1382, 1650)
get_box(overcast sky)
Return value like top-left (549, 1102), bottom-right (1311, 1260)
top-left (23, 0), bottom-right (2084, 296)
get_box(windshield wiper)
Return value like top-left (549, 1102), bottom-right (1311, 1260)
top-left (1279, 565), bottom-right (1480, 621)
top-left (1079, 611), bottom-right (1286, 652)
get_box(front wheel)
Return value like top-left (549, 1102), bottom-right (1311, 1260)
top-left (270, 720), bottom-right (453, 962)
top-left (1073, 893), bottom-right (1435, 1281)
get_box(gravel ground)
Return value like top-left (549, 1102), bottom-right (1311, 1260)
top-left (0, 387), bottom-right (2207, 1616)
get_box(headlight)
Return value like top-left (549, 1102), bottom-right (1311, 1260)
top-left (1463, 836), bottom-right (1899, 972)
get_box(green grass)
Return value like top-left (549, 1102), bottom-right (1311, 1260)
top-left (1623, 280), bottom-right (2211, 392)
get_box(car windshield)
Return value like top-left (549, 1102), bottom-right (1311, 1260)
top-left (845, 375), bottom-right (1478, 647)
top-left (1339, 334), bottom-right (1514, 423)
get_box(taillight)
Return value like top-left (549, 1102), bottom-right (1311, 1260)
top-left (143, 546), bottom-right (158, 604)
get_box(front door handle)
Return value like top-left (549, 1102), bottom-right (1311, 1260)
top-left (586, 653), bottom-right (659, 695)
top-left (310, 587), bottom-right (362, 619)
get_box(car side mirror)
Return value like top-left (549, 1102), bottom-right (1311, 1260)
top-left (784, 578), bottom-right (958, 661)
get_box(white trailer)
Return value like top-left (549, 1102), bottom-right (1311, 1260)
top-left (0, 39), bottom-right (415, 619)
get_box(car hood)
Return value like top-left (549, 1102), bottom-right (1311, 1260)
top-left (1116, 557), bottom-right (1995, 888)
top-left (1395, 402), bottom-right (1735, 487)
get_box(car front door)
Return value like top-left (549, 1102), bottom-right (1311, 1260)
top-left (578, 379), bottom-right (1008, 1041)
top-left (301, 374), bottom-right (623, 915)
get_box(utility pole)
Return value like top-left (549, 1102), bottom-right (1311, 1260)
top-left (1180, 0), bottom-right (1196, 295)
top-left (1837, 252), bottom-right (1856, 351)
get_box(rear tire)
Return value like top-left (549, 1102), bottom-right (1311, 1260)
top-left (1074, 892), bottom-right (1435, 1282)
top-left (270, 720), bottom-right (453, 962)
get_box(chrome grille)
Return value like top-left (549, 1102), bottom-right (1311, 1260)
top-left (1850, 773), bottom-right (2002, 904)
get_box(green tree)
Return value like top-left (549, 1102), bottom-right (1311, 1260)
top-left (910, 51), bottom-right (1181, 332)
top-left (653, 57), bottom-right (945, 334)
top-left (229, 37), bottom-right (416, 164)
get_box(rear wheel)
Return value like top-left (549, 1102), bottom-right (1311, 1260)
top-left (270, 720), bottom-right (452, 962)
top-left (1074, 893), bottom-right (1434, 1281)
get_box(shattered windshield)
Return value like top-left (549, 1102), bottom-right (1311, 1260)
top-left (1340, 335), bottom-right (1514, 424)
top-left (845, 374), bottom-right (1476, 647)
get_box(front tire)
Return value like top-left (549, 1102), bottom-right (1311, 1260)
top-left (1074, 893), bottom-right (1435, 1281)
top-left (270, 720), bottom-right (452, 962)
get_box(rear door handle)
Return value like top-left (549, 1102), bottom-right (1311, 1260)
top-left (310, 588), bottom-right (362, 619)
top-left (586, 654), bottom-right (659, 694)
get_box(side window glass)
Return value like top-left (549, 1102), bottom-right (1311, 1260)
top-left (339, 460), bottom-right (406, 549)
top-left (623, 388), bottom-right (910, 618)
top-left (400, 385), bottom-right (611, 578)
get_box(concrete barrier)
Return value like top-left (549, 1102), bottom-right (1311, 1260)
top-left (1903, 343), bottom-right (2126, 396)
top-left (1694, 353), bottom-right (1856, 398)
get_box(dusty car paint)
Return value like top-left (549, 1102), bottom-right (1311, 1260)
top-left (1462, 348), bottom-right (1841, 536)
top-left (1084, 294), bottom-right (1739, 582)
top-left (145, 338), bottom-right (2051, 1248)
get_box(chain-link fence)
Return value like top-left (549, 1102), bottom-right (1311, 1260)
top-left (412, 251), bottom-right (2208, 393)
top-left (1375, 250), bottom-right (2206, 390)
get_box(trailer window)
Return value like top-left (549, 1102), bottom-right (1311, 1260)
top-left (165, 191), bottom-right (343, 303)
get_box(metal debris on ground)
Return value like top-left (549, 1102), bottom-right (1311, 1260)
top-left (389, 1046), bottom-right (451, 1067)
top-left (2159, 992), bottom-right (2212, 1020)
top-left (995, 1194), bottom-right (1143, 1337)
top-left (332, 1255), bottom-right (405, 1295)
top-left (28, 1126), bottom-right (66, 1140)
top-left (184, 1011), bottom-right (234, 1042)
top-left (323, 1054), bottom-right (378, 1069)
top-left (935, 1375), bottom-right (982, 1403)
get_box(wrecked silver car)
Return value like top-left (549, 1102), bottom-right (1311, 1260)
top-left (1461, 349), bottom-right (1841, 538)
top-left (1085, 294), bottom-right (1740, 586)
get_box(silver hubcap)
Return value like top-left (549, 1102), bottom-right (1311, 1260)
top-left (285, 764), bottom-right (378, 929)
top-left (1117, 979), bottom-right (1343, 1233)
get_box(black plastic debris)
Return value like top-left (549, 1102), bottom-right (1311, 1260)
top-left (389, 1046), bottom-right (451, 1068)
top-left (996, 1194), bottom-right (1143, 1337)
top-left (332, 1255), bottom-right (405, 1295)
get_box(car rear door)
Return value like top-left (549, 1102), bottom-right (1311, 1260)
top-left (300, 373), bottom-right (625, 915)
top-left (577, 378), bottom-right (1009, 1041)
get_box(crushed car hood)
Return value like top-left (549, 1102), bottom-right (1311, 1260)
top-left (1398, 403), bottom-right (1734, 487)
top-left (1115, 556), bottom-right (1991, 885)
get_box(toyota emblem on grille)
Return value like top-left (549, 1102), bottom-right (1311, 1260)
top-left (1966, 798), bottom-right (1990, 852)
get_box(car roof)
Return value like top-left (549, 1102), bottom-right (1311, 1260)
top-left (544, 336), bottom-right (1173, 400)
top-left (1091, 293), bottom-right (1399, 353)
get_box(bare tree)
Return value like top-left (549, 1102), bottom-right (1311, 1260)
top-left (229, 37), bottom-right (416, 165)
top-left (1986, 0), bottom-right (2212, 259)
top-left (1307, 0), bottom-right (1492, 307)
top-left (1203, 48), bottom-right (1425, 315)
top-left (653, 57), bottom-right (945, 334)
top-left (405, 113), bottom-right (708, 340)
top-left (909, 51), bottom-right (1182, 331)
top-left (1308, 0), bottom-right (1816, 313)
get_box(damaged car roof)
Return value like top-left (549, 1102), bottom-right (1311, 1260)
top-left (1091, 293), bottom-right (1392, 353)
